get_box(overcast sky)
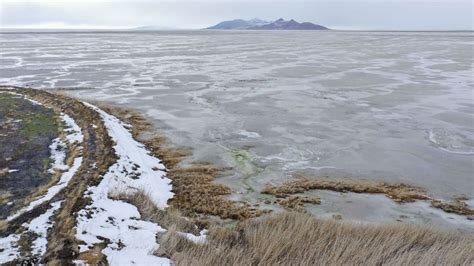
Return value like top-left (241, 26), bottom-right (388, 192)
top-left (0, 0), bottom-right (472, 30)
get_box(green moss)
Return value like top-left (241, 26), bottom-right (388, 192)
top-left (20, 113), bottom-right (59, 140)
top-left (1, 93), bottom-right (59, 140)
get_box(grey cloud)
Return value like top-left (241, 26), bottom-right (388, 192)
top-left (0, 1), bottom-right (472, 30)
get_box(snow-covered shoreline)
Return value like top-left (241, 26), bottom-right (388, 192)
top-left (75, 103), bottom-right (174, 265)
top-left (0, 93), bottom-right (201, 265)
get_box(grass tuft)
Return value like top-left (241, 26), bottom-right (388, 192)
top-left (165, 212), bottom-right (474, 265)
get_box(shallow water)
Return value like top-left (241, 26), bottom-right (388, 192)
top-left (1, 31), bottom-right (473, 228)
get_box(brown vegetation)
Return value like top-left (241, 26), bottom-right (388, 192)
top-left (275, 195), bottom-right (321, 212)
top-left (262, 177), bottom-right (474, 217)
top-left (262, 177), bottom-right (430, 202)
top-left (159, 212), bottom-right (474, 265)
top-left (0, 191), bottom-right (12, 206)
top-left (431, 199), bottom-right (474, 217)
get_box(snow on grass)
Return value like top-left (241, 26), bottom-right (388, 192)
top-left (0, 201), bottom-right (63, 263)
top-left (62, 113), bottom-right (84, 144)
top-left (0, 235), bottom-right (20, 264)
top-left (48, 113), bottom-right (84, 174)
top-left (76, 103), bottom-right (173, 265)
top-left (7, 157), bottom-right (82, 221)
top-left (48, 113), bottom-right (84, 173)
top-left (48, 137), bottom-right (69, 173)
top-left (83, 103), bottom-right (172, 208)
top-left (179, 229), bottom-right (208, 244)
top-left (24, 201), bottom-right (62, 257)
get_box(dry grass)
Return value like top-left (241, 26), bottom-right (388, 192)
top-left (161, 212), bottom-right (474, 265)
top-left (263, 177), bottom-right (430, 203)
top-left (166, 163), bottom-right (261, 220)
top-left (0, 220), bottom-right (7, 232)
top-left (262, 177), bottom-right (474, 217)
top-left (75, 244), bottom-right (108, 265)
top-left (0, 190), bottom-right (12, 206)
top-left (431, 199), bottom-right (474, 216)
top-left (274, 195), bottom-right (321, 212)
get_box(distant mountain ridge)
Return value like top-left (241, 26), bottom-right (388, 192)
top-left (207, 18), bottom-right (328, 30)
top-left (206, 18), bottom-right (270, 30)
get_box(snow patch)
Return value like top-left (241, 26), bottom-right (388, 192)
top-left (23, 201), bottom-right (62, 257)
top-left (48, 138), bottom-right (69, 173)
top-left (179, 229), bottom-right (208, 244)
top-left (0, 201), bottom-right (62, 263)
top-left (0, 235), bottom-right (20, 264)
top-left (62, 113), bottom-right (84, 144)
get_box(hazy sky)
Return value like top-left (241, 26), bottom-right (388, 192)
top-left (0, 0), bottom-right (472, 30)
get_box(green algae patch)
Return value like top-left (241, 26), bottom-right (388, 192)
top-left (230, 149), bottom-right (254, 173)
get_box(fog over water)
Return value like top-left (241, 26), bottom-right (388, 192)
top-left (1, 31), bottom-right (473, 229)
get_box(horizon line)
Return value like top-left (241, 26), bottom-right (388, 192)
top-left (0, 27), bottom-right (473, 32)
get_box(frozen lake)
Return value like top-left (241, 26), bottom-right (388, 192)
top-left (1, 30), bottom-right (473, 228)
